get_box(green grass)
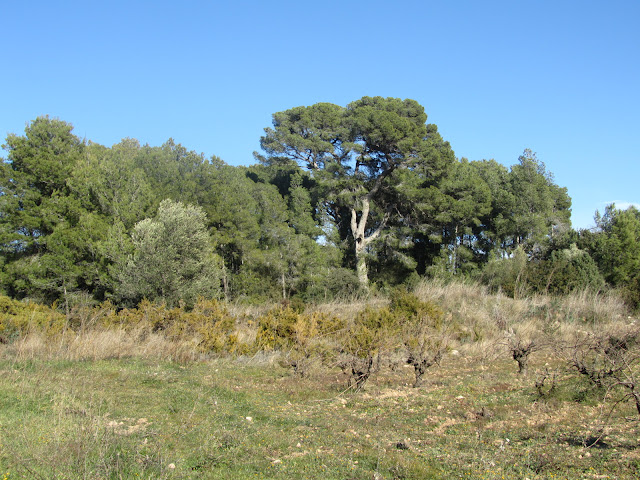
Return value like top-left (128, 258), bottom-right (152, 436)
top-left (1, 353), bottom-right (639, 479)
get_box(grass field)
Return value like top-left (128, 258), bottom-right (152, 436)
top-left (1, 282), bottom-right (639, 479)
top-left (1, 351), bottom-right (639, 479)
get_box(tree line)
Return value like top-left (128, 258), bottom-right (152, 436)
top-left (1, 97), bottom-right (638, 309)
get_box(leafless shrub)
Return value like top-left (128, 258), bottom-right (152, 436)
top-left (509, 337), bottom-right (538, 375)
top-left (406, 342), bottom-right (446, 388)
top-left (403, 316), bottom-right (450, 387)
top-left (557, 323), bottom-right (640, 417)
top-left (503, 321), bottom-right (545, 375)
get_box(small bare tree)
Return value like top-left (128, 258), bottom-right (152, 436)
top-left (406, 336), bottom-right (447, 387)
top-left (534, 367), bottom-right (558, 398)
top-left (404, 317), bottom-right (449, 387)
top-left (558, 325), bottom-right (640, 418)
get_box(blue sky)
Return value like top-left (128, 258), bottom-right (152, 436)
top-left (3, 0), bottom-right (638, 230)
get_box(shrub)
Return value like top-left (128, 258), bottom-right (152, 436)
top-left (0, 295), bottom-right (67, 341)
top-left (504, 325), bottom-right (540, 375)
top-left (95, 298), bottom-right (243, 354)
top-left (479, 247), bottom-right (529, 297)
top-left (528, 245), bottom-right (605, 295)
top-left (339, 306), bottom-right (399, 390)
top-left (255, 305), bottom-right (345, 376)
top-left (255, 306), bottom-right (301, 351)
top-left (301, 268), bottom-right (362, 302)
top-left (169, 299), bottom-right (239, 353)
top-left (114, 199), bottom-right (222, 308)
top-left (391, 291), bottom-right (449, 387)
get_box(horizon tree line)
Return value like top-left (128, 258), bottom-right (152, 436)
top-left (1, 98), bottom-right (638, 309)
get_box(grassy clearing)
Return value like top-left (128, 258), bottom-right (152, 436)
top-left (1, 352), bottom-right (639, 479)
top-left (1, 281), bottom-right (638, 479)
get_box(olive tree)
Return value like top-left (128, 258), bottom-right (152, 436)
top-left (115, 199), bottom-right (222, 307)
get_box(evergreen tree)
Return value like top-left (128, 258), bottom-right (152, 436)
top-left (258, 97), bottom-right (455, 288)
top-left (0, 117), bottom-right (112, 305)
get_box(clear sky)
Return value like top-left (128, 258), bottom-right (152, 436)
top-left (3, 0), bottom-right (638, 230)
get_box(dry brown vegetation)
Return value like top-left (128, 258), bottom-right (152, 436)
top-left (1, 280), bottom-right (634, 370)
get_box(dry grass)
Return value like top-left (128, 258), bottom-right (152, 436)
top-left (310, 295), bottom-right (389, 321)
top-left (1, 280), bottom-right (634, 369)
top-left (561, 288), bottom-right (628, 323)
top-left (4, 327), bottom-right (200, 363)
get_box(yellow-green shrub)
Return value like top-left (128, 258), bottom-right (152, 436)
top-left (343, 306), bottom-right (399, 359)
top-left (390, 290), bottom-right (443, 328)
top-left (170, 299), bottom-right (238, 353)
top-left (0, 295), bottom-right (67, 341)
top-left (255, 306), bottom-right (301, 351)
top-left (254, 306), bottom-right (346, 375)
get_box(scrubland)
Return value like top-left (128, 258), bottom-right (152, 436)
top-left (1, 281), bottom-right (639, 479)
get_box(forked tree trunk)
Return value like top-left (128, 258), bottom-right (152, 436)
top-left (350, 197), bottom-right (386, 291)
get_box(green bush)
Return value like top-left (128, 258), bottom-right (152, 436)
top-left (301, 268), bottom-right (362, 302)
top-left (528, 245), bottom-right (605, 295)
top-left (479, 247), bottom-right (529, 297)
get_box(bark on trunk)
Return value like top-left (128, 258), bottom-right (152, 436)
top-left (350, 196), bottom-right (387, 291)
top-left (351, 199), bottom-right (371, 290)
top-left (355, 240), bottom-right (369, 287)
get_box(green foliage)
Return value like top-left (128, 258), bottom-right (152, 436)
top-left (259, 96), bottom-right (456, 288)
top-left (114, 199), bottom-right (222, 308)
top-left (478, 243), bottom-right (604, 299)
top-left (504, 150), bottom-right (572, 253)
top-left (200, 163), bottom-right (341, 302)
top-left (465, 153), bottom-right (572, 262)
top-left (0, 117), bottom-right (111, 305)
top-left (579, 205), bottom-right (640, 309)
top-left (479, 247), bottom-right (530, 297)
top-left (73, 140), bottom-right (156, 229)
top-left (300, 267), bottom-right (362, 301)
top-left (422, 159), bottom-right (492, 275)
top-left (528, 244), bottom-right (605, 295)
top-left (0, 113), bottom-right (591, 307)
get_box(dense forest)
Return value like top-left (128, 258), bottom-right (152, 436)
top-left (1, 97), bottom-right (638, 310)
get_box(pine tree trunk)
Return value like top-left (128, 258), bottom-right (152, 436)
top-left (351, 201), bottom-right (370, 290)
top-left (355, 240), bottom-right (369, 288)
